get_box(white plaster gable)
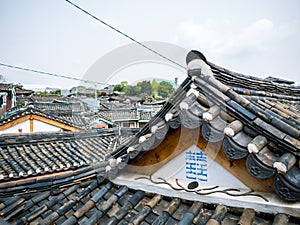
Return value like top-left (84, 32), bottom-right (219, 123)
top-left (153, 144), bottom-right (248, 189)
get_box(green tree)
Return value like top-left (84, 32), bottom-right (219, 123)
top-left (113, 81), bottom-right (128, 92)
top-left (113, 84), bottom-right (123, 92)
top-left (38, 91), bottom-right (48, 95)
top-left (158, 81), bottom-right (174, 98)
top-left (137, 80), bottom-right (152, 95)
top-left (50, 89), bottom-right (61, 95)
top-left (151, 79), bottom-right (159, 93)
top-left (123, 85), bottom-right (141, 96)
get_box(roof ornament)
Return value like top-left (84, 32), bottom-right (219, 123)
top-left (203, 105), bottom-right (220, 122)
top-left (273, 153), bottom-right (297, 174)
top-left (108, 158), bottom-right (117, 167)
top-left (127, 146), bottom-right (135, 153)
top-left (105, 165), bottom-right (111, 172)
top-left (247, 135), bottom-right (268, 154)
top-left (116, 157), bottom-right (122, 164)
top-left (186, 50), bottom-right (213, 78)
top-left (224, 120), bottom-right (244, 137)
top-left (179, 88), bottom-right (199, 112)
top-left (165, 112), bottom-right (174, 122)
top-left (139, 134), bottom-right (152, 143)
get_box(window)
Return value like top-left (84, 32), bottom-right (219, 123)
top-left (122, 122), bottom-right (136, 128)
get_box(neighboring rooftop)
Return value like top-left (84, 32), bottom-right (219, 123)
top-left (0, 84), bottom-right (14, 91)
top-left (0, 106), bottom-right (87, 131)
top-left (0, 128), bottom-right (138, 185)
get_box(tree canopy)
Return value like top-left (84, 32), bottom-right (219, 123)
top-left (157, 81), bottom-right (174, 98)
top-left (137, 80), bottom-right (152, 95)
top-left (123, 85), bottom-right (141, 96)
top-left (113, 81), bottom-right (128, 92)
top-left (113, 79), bottom-right (175, 99)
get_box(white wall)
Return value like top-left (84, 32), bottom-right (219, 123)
top-left (33, 120), bottom-right (62, 132)
top-left (0, 118), bottom-right (62, 134)
top-left (0, 120), bottom-right (30, 134)
top-left (153, 144), bottom-right (248, 189)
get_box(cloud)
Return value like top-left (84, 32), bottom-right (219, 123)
top-left (177, 18), bottom-right (278, 59)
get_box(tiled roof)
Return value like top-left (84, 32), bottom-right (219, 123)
top-left (6, 102), bottom-right (91, 128)
top-left (31, 94), bottom-right (74, 103)
top-left (99, 109), bottom-right (139, 121)
top-left (30, 102), bottom-right (91, 127)
top-left (14, 94), bottom-right (85, 109)
top-left (0, 128), bottom-right (137, 183)
top-left (107, 96), bottom-right (144, 104)
top-left (0, 107), bottom-right (87, 129)
top-left (139, 111), bottom-right (152, 121)
top-left (108, 50), bottom-right (300, 202)
top-left (15, 96), bottom-right (34, 106)
top-left (59, 114), bottom-right (90, 127)
top-left (100, 101), bottom-right (132, 110)
top-left (14, 86), bottom-right (34, 96)
top-left (1, 178), bottom-right (299, 225)
top-left (0, 84), bottom-right (14, 91)
top-left (31, 102), bottom-right (87, 115)
top-left (98, 109), bottom-right (153, 122)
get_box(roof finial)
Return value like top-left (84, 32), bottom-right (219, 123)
top-left (186, 50), bottom-right (213, 77)
top-left (186, 50), bottom-right (207, 64)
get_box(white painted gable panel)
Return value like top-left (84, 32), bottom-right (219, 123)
top-left (153, 144), bottom-right (248, 189)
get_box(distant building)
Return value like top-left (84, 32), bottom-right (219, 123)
top-left (60, 89), bottom-right (70, 96)
top-left (14, 84), bottom-right (34, 97)
top-left (0, 83), bottom-right (16, 117)
top-left (95, 108), bottom-right (153, 128)
top-left (69, 86), bottom-right (96, 97)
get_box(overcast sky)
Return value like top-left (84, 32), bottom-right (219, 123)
top-left (1, 1), bottom-right (299, 90)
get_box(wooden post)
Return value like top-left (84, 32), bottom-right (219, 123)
top-left (30, 116), bottom-right (34, 132)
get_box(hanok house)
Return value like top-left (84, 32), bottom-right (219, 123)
top-left (28, 101), bottom-right (91, 128)
top-left (0, 106), bottom-right (85, 134)
top-left (0, 50), bottom-right (300, 225)
top-left (14, 84), bottom-right (34, 97)
top-left (96, 108), bottom-right (153, 128)
top-left (0, 84), bottom-right (16, 117)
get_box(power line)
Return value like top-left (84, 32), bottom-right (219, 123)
top-left (65, 0), bottom-right (186, 70)
top-left (0, 62), bottom-right (111, 86)
top-left (1, 2), bottom-right (186, 87)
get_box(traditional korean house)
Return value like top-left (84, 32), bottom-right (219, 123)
top-left (91, 113), bottom-right (116, 129)
top-left (0, 50), bottom-right (299, 224)
top-left (29, 101), bottom-right (91, 127)
top-left (6, 95), bottom-right (92, 132)
top-left (31, 94), bottom-right (71, 103)
top-left (0, 106), bottom-right (85, 134)
top-left (97, 108), bottom-right (153, 128)
top-left (14, 92), bottom-right (85, 111)
top-left (14, 85), bottom-right (34, 97)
